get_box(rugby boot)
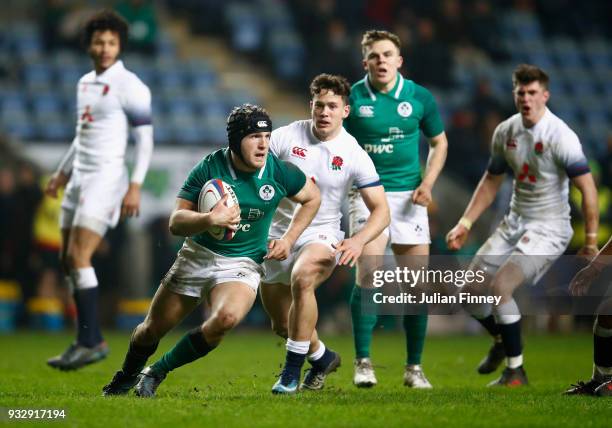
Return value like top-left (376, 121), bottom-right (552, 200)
top-left (300, 351), bottom-right (341, 391)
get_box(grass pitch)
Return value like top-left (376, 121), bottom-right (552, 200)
top-left (0, 331), bottom-right (610, 427)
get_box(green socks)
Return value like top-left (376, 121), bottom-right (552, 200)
top-left (403, 312), bottom-right (428, 365)
top-left (151, 328), bottom-right (215, 374)
top-left (350, 286), bottom-right (378, 359)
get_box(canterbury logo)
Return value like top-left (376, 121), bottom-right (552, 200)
top-left (291, 147), bottom-right (307, 158)
top-left (257, 120), bottom-right (268, 127)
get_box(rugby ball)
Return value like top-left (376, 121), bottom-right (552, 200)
top-left (198, 179), bottom-right (239, 240)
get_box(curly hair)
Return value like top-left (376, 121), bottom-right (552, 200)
top-left (82, 9), bottom-right (128, 50)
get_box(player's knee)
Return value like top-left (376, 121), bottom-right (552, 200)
top-left (65, 245), bottom-right (90, 269)
top-left (490, 280), bottom-right (512, 301)
top-left (213, 311), bottom-right (239, 332)
top-left (291, 268), bottom-right (321, 294)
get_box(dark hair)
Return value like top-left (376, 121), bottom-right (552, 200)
top-left (309, 74), bottom-right (351, 105)
top-left (512, 64), bottom-right (549, 90)
top-left (226, 104), bottom-right (272, 158)
top-left (81, 10), bottom-right (128, 50)
top-left (361, 30), bottom-right (401, 57)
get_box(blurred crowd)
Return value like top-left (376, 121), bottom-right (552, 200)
top-left (1, 0), bottom-right (610, 331)
top-left (41, 0), bottom-right (158, 55)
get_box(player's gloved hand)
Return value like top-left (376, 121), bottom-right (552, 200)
top-left (209, 194), bottom-right (241, 231)
top-left (411, 183), bottom-right (432, 206)
top-left (121, 183), bottom-right (141, 218)
top-left (265, 237), bottom-right (292, 261)
top-left (45, 171), bottom-right (69, 198)
top-left (446, 223), bottom-right (469, 251)
top-left (569, 264), bottom-right (601, 296)
top-left (334, 236), bottom-right (365, 267)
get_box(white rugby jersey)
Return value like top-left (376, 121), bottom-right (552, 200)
top-left (488, 108), bottom-right (590, 220)
top-left (269, 119), bottom-right (380, 236)
top-left (73, 60), bottom-right (152, 176)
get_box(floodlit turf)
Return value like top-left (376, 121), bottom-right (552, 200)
top-left (0, 331), bottom-right (610, 427)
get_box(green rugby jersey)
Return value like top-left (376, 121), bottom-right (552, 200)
top-left (178, 148), bottom-right (306, 263)
top-left (344, 73), bottom-right (444, 191)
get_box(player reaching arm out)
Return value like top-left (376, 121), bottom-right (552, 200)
top-left (570, 235), bottom-right (612, 296)
top-left (266, 178), bottom-right (321, 261)
top-left (335, 185), bottom-right (389, 267)
top-left (446, 171), bottom-right (506, 250)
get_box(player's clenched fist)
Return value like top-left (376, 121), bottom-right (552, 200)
top-left (446, 223), bottom-right (469, 251)
top-left (411, 183), bottom-right (432, 207)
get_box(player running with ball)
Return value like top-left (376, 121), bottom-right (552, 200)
top-left (102, 104), bottom-right (320, 397)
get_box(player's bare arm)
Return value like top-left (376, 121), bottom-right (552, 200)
top-left (169, 196), bottom-right (240, 237)
top-left (571, 172), bottom-right (599, 257)
top-left (446, 171), bottom-right (505, 251)
top-left (336, 185), bottom-right (389, 267)
top-left (266, 178), bottom-right (321, 261)
top-left (570, 235), bottom-right (612, 296)
top-left (412, 131), bottom-right (448, 206)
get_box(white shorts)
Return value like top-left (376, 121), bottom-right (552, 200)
top-left (473, 212), bottom-right (573, 284)
top-left (349, 188), bottom-right (430, 245)
top-left (162, 238), bottom-right (263, 299)
top-left (60, 168), bottom-right (129, 236)
top-left (262, 227), bottom-right (345, 286)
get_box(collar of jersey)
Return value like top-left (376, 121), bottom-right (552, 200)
top-left (521, 107), bottom-right (551, 134)
top-left (308, 119), bottom-right (343, 146)
top-left (364, 72), bottom-right (405, 101)
top-left (224, 148), bottom-right (267, 180)
top-left (95, 60), bottom-right (124, 81)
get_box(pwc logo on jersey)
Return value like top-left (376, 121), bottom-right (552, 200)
top-left (358, 105), bottom-right (375, 117)
top-left (259, 184), bottom-right (275, 201)
top-left (364, 144), bottom-right (393, 154)
top-left (236, 223), bottom-right (251, 232)
top-left (291, 146), bottom-right (307, 159)
top-left (397, 101), bottom-right (413, 118)
top-left (506, 138), bottom-right (517, 150)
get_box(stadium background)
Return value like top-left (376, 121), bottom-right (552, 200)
top-left (0, 0), bottom-right (610, 337)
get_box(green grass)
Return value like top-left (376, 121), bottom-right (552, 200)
top-left (0, 331), bottom-right (610, 427)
